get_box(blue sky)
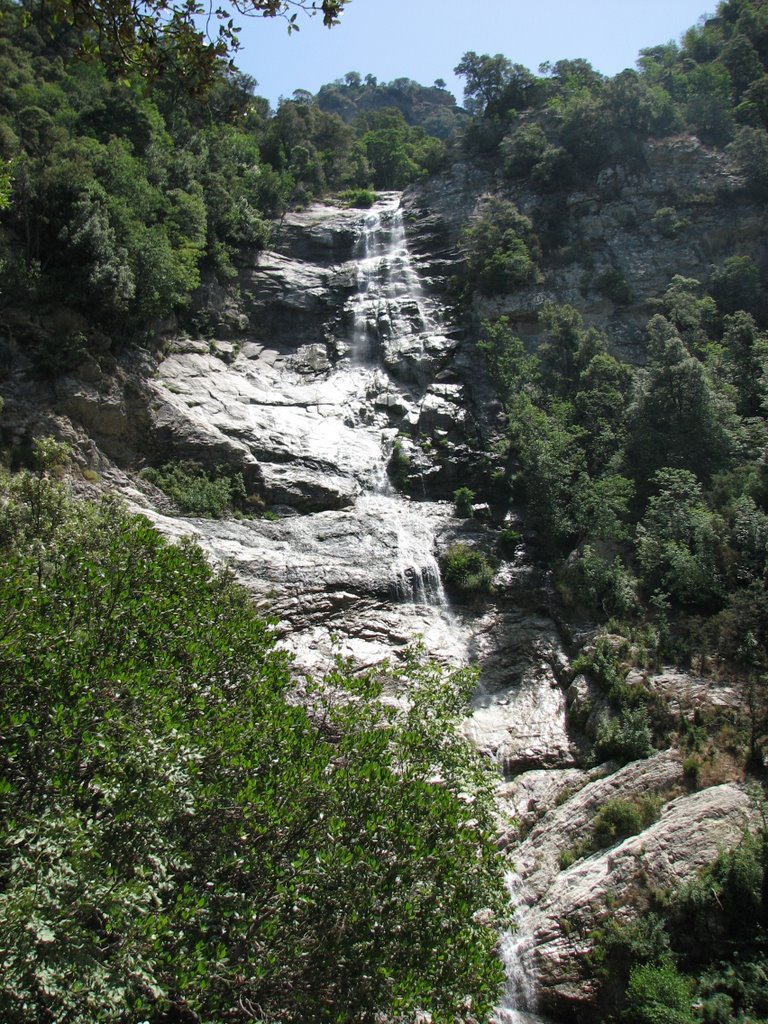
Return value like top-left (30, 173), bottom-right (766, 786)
top-left (233, 0), bottom-right (713, 108)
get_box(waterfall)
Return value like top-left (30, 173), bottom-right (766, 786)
top-left (495, 873), bottom-right (547, 1024)
top-left (347, 192), bottom-right (434, 365)
top-left (344, 193), bottom-right (449, 611)
top-left (391, 507), bottom-right (447, 607)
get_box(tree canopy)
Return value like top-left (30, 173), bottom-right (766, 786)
top-left (30, 0), bottom-right (351, 89)
top-left (0, 449), bottom-right (506, 1022)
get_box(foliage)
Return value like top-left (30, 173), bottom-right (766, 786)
top-left (33, 0), bottom-right (349, 91)
top-left (440, 543), bottom-right (495, 597)
top-left (460, 198), bottom-right (541, 296)
top-left (592, 824), bottom-right (768, 1024)
top-left (563, 545), bottom-right (638, 617)
top-left (357, 107), bottom-right (445, 189)
top-left (592, 795), bottom-right (661, 848)
top-left (140, 460), bottom-right (247, 517)
top-left (636, 468), bottom-right (723, 608)
top-left (623, 961), bottom-right (695, 1024)
top-left (0, 466), bottom-right (507, 1023)
top-left (594, 708), bottom-right (655, 764)
top-left (0, 9), bottom-right (454, 356)
top-left (339, 186), bottom-right (376, 207)
top-left (388, 437), bottom-right (412, 490)
top-left (572, 633), bottom-right (631, 698)
top-left (453, 486), bottom-right (475, 518)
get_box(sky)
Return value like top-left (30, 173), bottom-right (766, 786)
top-left (232, 0), bottom-right (715, 109)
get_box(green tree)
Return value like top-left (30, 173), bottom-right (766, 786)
top-left (454, 52), bottom-right (538, 117)
top-left (0, 472), bottom-right (506, 1023)
top-left (461, 198), bottom-right (541, 296)
top-left (538, 302), bottom-right (607, 396)
top-left (628, 316), bottom-right (734, 484)
top-left (34, 0), bottom-right (350, 91)
top-left (636, 468), bottom-right (723, 606)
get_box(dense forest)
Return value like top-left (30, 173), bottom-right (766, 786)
top-left (2, 0), bottom-right (768, 1021)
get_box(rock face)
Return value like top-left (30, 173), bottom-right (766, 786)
top-left (529, 782), bottom-right (758, 1018)
top-left (96, 193), bottom-right (571, 713)
top-left (403, 138), bottom-right (767, 364)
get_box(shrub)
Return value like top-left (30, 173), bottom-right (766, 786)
top-left (594, 707), bottom-right (655, 764)
top-left (0, 474), bottom-right (507, 1023)
top-left (389, 437), bottom-right (412, 490)
top-left (566, 546), bottom-right (638, 617)
top-left (652, 207), bottom-right (688, 238)
top-left (460, 197), bottom-right (541, 296)
top-left (339, 186), bottom-right (376, 208)
top-left (682, 756), bottom-right (701, 787)
top-left (440, 543), bottom-right (495, 596)
top-left (141, 460), bottom-right (246, 517)
top-left (595, 267), bottom-right (632, 305)
top-left (453, 486), bottom-right (475, 518)
top-left (572, 633), bottom-right (631, 702)
top-left (498, 526), bottom-right (521, 558)
top-left (624, 961), bottom-right (694, 1024)
top-left (559, 847), bottom-right (576, 870)
top-left (593, 798), bottom-right (644, 847)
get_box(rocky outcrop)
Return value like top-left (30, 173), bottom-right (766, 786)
top-left (529, 782), bottom-right (758, 1018)
top-left (404, 138), bottom-right (767, 363)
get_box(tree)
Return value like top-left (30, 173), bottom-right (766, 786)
top-left (460, 198), bottom-right (541, 296)
top-left (34, 0), bottom-right (350, 90)
top-left (454, 52), bottom-right (538, 117)
top-left (627, 316), bottom-right (734, 484)
top-left (0, 469), bottom-right (507, 1023)
top-left (635, 467), bottom-right (723, 606)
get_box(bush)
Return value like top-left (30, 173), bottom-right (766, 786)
top-left (572, 633), bottom-right (631, 702)
top-left (440, 543), bottom-right (495, 597)
top-left (652, 207), bottom-right (688, 238)
top-left (593, 798), bottom-right (644, 847)
top-left (141, 460), bottom-right (246, 517)
top-left (498, 525), bottom-right (521, 558)
top-left (682, 756), bottom-right (701, 787)
top-left (389, 437), bottom-right (412, 490)
top-left (339, 186), bottom-right (376, 208)
top-left (596, 267), bottom-right (632, 305)
top-left (0, 472), bottom-right (507, 1023)
top-left (594, 707), bottom-right (655, 764)
top-left (453, 486), bottom-right (475, 518)
top-left (624, 961), bottom-right (694, 1024)
top-left (460, 197), bottom-right (541, 296)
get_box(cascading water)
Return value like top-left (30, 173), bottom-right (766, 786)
top-left (494, 873), bottom-right (544, 1024)
top-left (343, 193), bottom-right (450, 609)
top-left (347, 192), bottom-right (437, 368)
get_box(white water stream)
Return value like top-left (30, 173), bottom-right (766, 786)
top-left (347, 198), bottom-right (545, 1023)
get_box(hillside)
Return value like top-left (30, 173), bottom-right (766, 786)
top-left (1, 1), bottom-right (768, 1023)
